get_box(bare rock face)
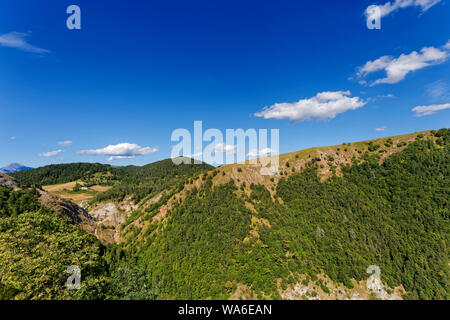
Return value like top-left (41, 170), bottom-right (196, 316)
top-left (90, 203), bottom-right (123, 227)
top-left (0, 172), bottom-right (20, 190)
top-left (89, 197), bottom-right (136, 244)
top-left (36, 189), bottom-right (95, 234)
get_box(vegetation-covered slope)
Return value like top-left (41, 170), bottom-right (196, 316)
top-left (2, 130), bottom-right (448, 300)
top-left (113, 129), bottom-right (449, 300)
top-left (0, 186), bottom-right (110, 299)
top-left (11, 158), bottom-right (214, 204)
top-left (11, 162), bottom-right (117, 187)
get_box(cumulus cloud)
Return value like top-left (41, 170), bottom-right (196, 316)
top-left (376, 126), bottom-right (388, 131)
top-left (365, 0), bottom-right (442, 21)
top-left (412, 103), bottom-right (450, 116)
top-left (58, 140), bottom-right (73, 147)
top-left (39, 150), bottom-right (63, 157)
top-left (0, 32), bottom-right (50, 54)
top-left (254, 91), bottom-right (366, 122)
top-left (357, 44), bottom-right (449, 86)
top-left (77, 143), bottom-right (158, 161)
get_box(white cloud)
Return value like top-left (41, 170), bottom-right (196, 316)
top-left (58, 140), bottom-right (73, 147)
top-left (107, 156), bottom-right (134, 162)
top-left (412, 103), bottom-right (450, 116)
top-left (0, 32), bottom-right (50, 54)
top-left (445, 40), bottom-right (450, 50)
top-left (247, 148), bottom-right (276, 157)
top-left (78, 142), bottom-right (158, 161)
top-left (365, 0), bottom-right (442, 21)
top-left (357, 44), bottom-right (449, 86)
top-left (376, 126), bottom-right (388, 131)
top-left (213, 143), bottom-right (237, 154)
top-left (184, 152), bottom-right (203, 159)
top-left (39, 149), bottom-right (63, 157)
top-left (254, 91), bottom-right (366, 122)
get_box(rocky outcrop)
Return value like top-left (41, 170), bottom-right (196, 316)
top-left (89, 197), bottom-right (136, 243)
top-left (36, 189), bottom-right (96, 236)
top-left (0, 172), bottom-right (20, 190)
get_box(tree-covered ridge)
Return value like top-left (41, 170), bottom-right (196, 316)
top-left (2, 130), bottom-right (448, 300)
top-left (11, 158), bottom-right (214, 204)
top-left (0, 186), bottom-right (110, 299)
top-left (114, 129), bottom-right (449, 300)
top-left (91, 158), bottom-right (214, 203)
top-left (11, 162), bottom-right (117, 187)
top-left (0, 185), bottom-right (160, 300)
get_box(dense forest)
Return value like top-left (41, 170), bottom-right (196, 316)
top-left (113, 129), bottom-right (449, 300)
top-left (0, 186), bottom-right (111, 299)
top-left (11, 158), bottom-right (214, 204)
top-left (2, 129), bottom-right (449, 300)
top-left (91, 158), bottom-right (214, 203)
top-left (11, 162), bottom-right (118, 187)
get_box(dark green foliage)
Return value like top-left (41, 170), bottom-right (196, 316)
top-left (117, 129), bottom-right (449, 299)
top-left (367, 142), bottom-right (381, 152)
top-left (0, 187), bottom-right (110, 300)
top-left (92, 159), bottom-right (213, 203)
top-left (11, 163), bottom-right (116, 186)
top-left (106, 260), bottom-right (159, 300)
top-left (274, 131), bottom-right (449, 299)
top-left (384, 138), bottom-right (393, 148)
top-left (130, 182), bottom-right (254, 299)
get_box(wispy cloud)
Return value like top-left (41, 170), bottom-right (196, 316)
top-left (58, 140), bottom-right (73, 147)
top-left (376, 126), bottom-right (387, 131)
top-left (426, 80), bottom-right (450, 101)
top-left (254, 91), bottom-right (366, 122)
top-left (412, 103), bottom-right (450, 116)
top-left (445, 40), bottom-right (450, 50)
top-left (357, 41), bottom-right (449, 86)
top-left (77, 143), bottom-right (158, 162)
top-left (39, 149), bottom-right (63, 157)
top-left (0, 32), bottom-right (50, 54)
top-left (365, 0), bottom-right (442, 21)
top-left (247, 148), bottom-right (276, 158)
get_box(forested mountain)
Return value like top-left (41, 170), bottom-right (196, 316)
top-left (11, 162), bottom-right (116, 186)
top-left (11, 158), bottom-right (214, 203)
top-left (1, 129), bottom-right (449, 300)
top-left (0, 158), bottom-right (212, 300)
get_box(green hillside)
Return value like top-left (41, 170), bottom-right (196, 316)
top-left (113, 129), bottom-right (449, 300)
top-left (11, 158), bottom-right (215, 204)
top-left (2, 129), bottom-right (449, 300)
top-left (10, 162), bottom-right (117, 187)
top-left (0, 186), bottom-right (110, 299)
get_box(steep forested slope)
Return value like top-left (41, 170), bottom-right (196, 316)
top-left (0, 159), bottom-right (214, 300)
top-left (0, 186), bottom-right (110, 299)
top-left (2, 130), bottom-right (448, 300)
top-left (113, 129), bottom-right (449, 300)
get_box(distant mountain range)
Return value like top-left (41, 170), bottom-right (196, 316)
top-left (0, 163), bottom-right (33, 173)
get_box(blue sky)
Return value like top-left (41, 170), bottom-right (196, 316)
top-left (1, 0), bottom-right (449, 168)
